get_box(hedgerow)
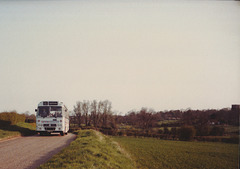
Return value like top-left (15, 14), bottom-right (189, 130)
top-left (0, 112), bottom-right (25, 125)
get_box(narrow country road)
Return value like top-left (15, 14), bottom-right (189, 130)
top-left (0, 133), bottom-right (76, 169)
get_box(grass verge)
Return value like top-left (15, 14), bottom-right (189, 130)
top-left (0, 122), bottom-right (36, 140)
top-left (38, 130), bottom-right (135, 169)
top-left (113, 136), bottom-right (239, 169)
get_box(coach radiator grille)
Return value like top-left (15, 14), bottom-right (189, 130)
top-left (45, 127), bottom-right (55, 131)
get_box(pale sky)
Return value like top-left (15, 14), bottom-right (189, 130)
top-left (0, 0), bottom-right (239, 114)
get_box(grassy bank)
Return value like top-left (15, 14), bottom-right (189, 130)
top-left (0, 122), bottom-right (36, 140)
top-left (38, 130), bottom-right (135, 169)
top-left (113, 136), bottom-right (239, 169)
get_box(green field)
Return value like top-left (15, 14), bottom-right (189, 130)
top-left (38, 130), bottom-right (135, 169)
top-left (0, 122), bottom-right (36, 140)
top-left (224, 125), bottom-right (239, 134)
top-left (113, 136), bottom-right (239, 169)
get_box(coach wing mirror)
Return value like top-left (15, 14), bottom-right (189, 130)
top-left (35, 109), bottom-right (37, 112)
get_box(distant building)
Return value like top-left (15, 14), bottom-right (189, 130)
top-left (231, 104), bottom-right (240, 112)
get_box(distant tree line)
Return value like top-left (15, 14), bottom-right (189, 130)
top-left (118, 107), bottom-right (239, 128)
top-left (118, 108), bottom-right (157, 129)
top-left (70, 103), bottom-right (239, 143)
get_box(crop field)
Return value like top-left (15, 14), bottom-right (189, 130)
top-left (113, 136), bottom-right (239, 169)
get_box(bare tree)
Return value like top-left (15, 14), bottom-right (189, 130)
top-left (90, 100), bottom-right (98, 127)
top-left (137, 108), bottom-right (156, 129)
top-left (102, 100), bottom-right (112, 128)
top-left (82, 100), bottom-right (90, 126)
top-left (73, 101), bottom-right (83, 127)
top-left (96, 100), bottom-right (104, 127)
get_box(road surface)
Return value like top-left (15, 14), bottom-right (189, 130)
top-left (0, 133), bottom-right (76, 169)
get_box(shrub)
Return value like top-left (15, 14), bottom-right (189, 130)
top-left (164, 127), bottom-right (169, 134)
top-left (171, 127), bottom-right (177, 135)
top-left (25, 114), bottom-right (36, 123)
top-left (137, 130), bottom-right (145, 137)
top-left (195, 125), bottom-right (210, 136)
top-left (126, 130), bottom-right (134, 136)
top-left (118, 130), bottom-right (126, 136)
top-left (158, 129), bottom-right (163, 134)
top-left (178, 126), bottom-right (196, 141)
top-left (107, 129), bottom-right (118, 136)
top-left (0, 112), bottom-right (25, 125)
top-left (210, 126), bottom-right (225, 136)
